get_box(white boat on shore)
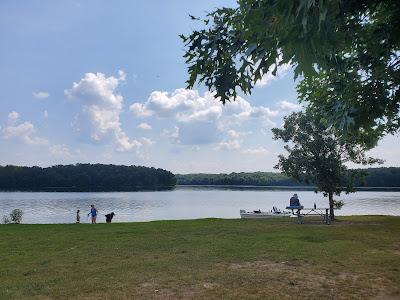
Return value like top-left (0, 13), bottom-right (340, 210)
top-left (240, 207), bottom-right (291, 219)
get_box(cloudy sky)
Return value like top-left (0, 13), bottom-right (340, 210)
top-left (1, 1), bottom-right (398, 173)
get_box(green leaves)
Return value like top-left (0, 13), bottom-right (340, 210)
top-left (181, 0), bottom-right (399, 144)
top-left (272, 111), bottom-right (382, 197)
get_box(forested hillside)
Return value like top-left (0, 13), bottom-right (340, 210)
top-left (175, 172), bottom-right (300, 186)
top-left (0, 164), bottom-right (176, 191)
top-left (176, 168), bottom-right (400, 187)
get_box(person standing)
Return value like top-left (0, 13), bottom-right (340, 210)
top-left (76, 209), bottom-right (80, 223)
top-left (88, 205), bottom-right (98, 224)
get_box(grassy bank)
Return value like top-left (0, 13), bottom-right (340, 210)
top-left (1, 216), bottom-right (400, 299)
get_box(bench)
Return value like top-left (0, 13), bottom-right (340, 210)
top-left (286, 206), bottom-right (333, 224)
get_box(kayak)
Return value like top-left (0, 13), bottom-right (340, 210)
top-left (240, 207), bottom-right (291, 219)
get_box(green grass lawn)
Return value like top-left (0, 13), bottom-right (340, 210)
top-left (1, 216), bottom-right (400, 299)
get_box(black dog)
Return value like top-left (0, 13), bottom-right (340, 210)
top-left (105, 212), bottom-right (115, 223)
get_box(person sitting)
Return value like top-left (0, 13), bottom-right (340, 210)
top-left (287, 194), bottom-right (303, 215)
top-left (105, 212), bottom-right (115, 223)
top-left (289, 194), bottom-right (301, 207)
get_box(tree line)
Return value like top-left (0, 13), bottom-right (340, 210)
top-left (0, 164), bottom-right (176, 191)
top-left (176, 168), bottom-right (400, 188)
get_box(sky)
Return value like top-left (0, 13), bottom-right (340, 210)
top-left (0, 0), bottom-right (399, 174)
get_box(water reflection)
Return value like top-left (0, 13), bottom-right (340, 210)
top-left (0, 187), bottom-right (399, 224)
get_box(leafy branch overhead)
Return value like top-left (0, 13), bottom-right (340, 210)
top-left (182, 0), bottom-right (399, 145)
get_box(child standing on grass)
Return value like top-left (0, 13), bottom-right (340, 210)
top-left (88, 205), bottom-right (98, 224)
top-left (76, 210), bottom-right (80, 223)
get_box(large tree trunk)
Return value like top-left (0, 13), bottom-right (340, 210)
top-left (328, 191), bottom-right (335, 221)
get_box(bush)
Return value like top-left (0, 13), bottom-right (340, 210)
top-left (333, 200), bottom-right (345, 210)
top-left (3, 215), bottom-right (11, 224)
top-left (9, 209), bottom-right (23, 224)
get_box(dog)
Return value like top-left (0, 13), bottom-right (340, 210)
top-left (105, 212), bottom-right (115, 223)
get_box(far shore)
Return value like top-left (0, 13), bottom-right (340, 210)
top-left (0, 185), bottom-right (400, 192)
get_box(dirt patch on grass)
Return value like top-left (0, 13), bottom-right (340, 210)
top-left (130, 260), bottom-right (399, 299)
top-left (216, 260), bottom-right (398, 299)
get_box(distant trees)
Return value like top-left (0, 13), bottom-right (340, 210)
top-left (272, 112), bottom-right (382, 220)
top-left (0, 164), bottom-right (176, 191)
top-left (176, 172), bottom-right (299, 186)
top-left (176, 168), bottom-right (400, 188)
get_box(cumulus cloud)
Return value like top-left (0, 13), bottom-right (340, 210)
top-left (137, 122), bottom-right (152, 130)
top-left (233, 106), bottom-right (279, 121)
top-left (141, 137), bottom-right (155, 145)
top-left (7, 111), bottom-right (19, 124)
top-left (254, 63), bottom-right (291, 88)
top-left (2, 112), bottom-right (48, 145)
top-left (65, 71), bottom-right (142, 152)
top-left (162, 126), bottom-right (181, 144)
top-left (241, 146), bottom-right (269, 155)
top-left (227, 130), bottom-right (252, 138)
top-left (49, 144), bottom-right (72, 157)
top-left (217, 140), bottom-right (241, 151)
top-left (130, 89), bottom-right (277, 146)
top-left (130, 89), bottom-right (222, 121)
top-left (278, 100), bottom-right (302, 111)
top-left (33, 91), bottom-right (50, 99)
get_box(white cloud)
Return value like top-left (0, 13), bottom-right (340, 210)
top-left (65, 71), bottom-right (142, 152)
top-left (130, 103), bottom-right (153, 117)
top-left (241, 146), bottom-right (269, 155)
top-left (130, 89), bottom-right (278, 146)
top-left (49, 144), bottom-right (72, 157)
top-left (162, 126), bottom-right (181, 144)
top-left (141, 137), bottom-right (155, 145)
top-left (130, 89), bottom-right (220, 120)
top-left (137, 122), bottom-right (152, 130)
top-left (217, 140), bottom-right (241, 151)
top-left (2, 116), bottom-right (48, 145)
top-left (131, 88), bottom-right (278, 124)
top-left (43, 110), bottom-right (48, 119)
top-left (117, 69), bottom-right (127, 81)
top-left (33, 91), bottom-right (50, 99)
top-left (255, 63), bottom-right (291, 88)
top-left (278, 100), bottom-right (302, 111)
top-left (227, 130), bottom-right (252, 138)
top-left (7, 111), bottom-right (19, 124)
top-left (233, 106), bottom-right (279, 121)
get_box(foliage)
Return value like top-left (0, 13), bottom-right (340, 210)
top-left (361, 167), bottom-right (400, 187)
top-left (9, 209), bottom-right (23, 224)
top-left (333, 200), bottom-right (345, 210)
top-left (176, 171), bottom-right (300, 186)
top-left (272, 111), bottom-right (382, 219)
top-left (0, 164), bottom-right (176, 192)
top-left (2, 215), bottom-right (10, 224)
top-left (176, 168), bottom-right (400, 187)
top-left (181, 0), bottom-right (399, 145)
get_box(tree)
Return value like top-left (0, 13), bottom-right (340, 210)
top-left (181, 0), bottom-right (399, 146)
top-left (272, 112), bottom-right (381, 220)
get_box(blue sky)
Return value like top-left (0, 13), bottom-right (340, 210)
top-left (0, 0), bottom-right (398, 173)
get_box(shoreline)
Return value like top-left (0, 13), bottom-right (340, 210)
top-left (1, 185), bottom-right (400, 192)
top-left (3, 214), bottom-right (400, 225)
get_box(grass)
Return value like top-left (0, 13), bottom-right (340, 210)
top-left (1, 216), bottom-right (400, 299)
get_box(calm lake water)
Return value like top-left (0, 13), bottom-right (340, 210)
top-left (0, 186), bottom-right (399, 224)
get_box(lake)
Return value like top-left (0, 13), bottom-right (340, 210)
top-left (1, 186), bottom-right (399, 224)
